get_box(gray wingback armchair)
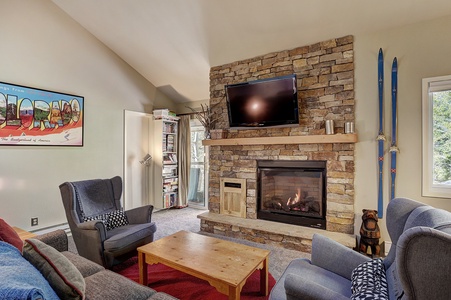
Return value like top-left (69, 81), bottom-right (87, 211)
top-left (59, 176), bottom-right (157, 268)
top-left (269, 197), bottom-right (451, 300)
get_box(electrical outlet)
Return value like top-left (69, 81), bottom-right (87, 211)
top-left (31, 217), bottom-right (38, 226)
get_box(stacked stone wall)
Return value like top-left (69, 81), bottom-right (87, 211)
top-left (207, 35), bottom-right (355, 234)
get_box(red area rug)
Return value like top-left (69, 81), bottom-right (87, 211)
top-left (112, 257), bottom-right (275, 300)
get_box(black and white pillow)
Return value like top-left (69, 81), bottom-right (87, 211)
top-left (83, 209), bottom-right (129, 231)
top-left (351, 258), bottom-right (389, 300)
top-left (83, 213), bottom-right (110, 229)
top-left (106, 209), bottom-right (129, 230)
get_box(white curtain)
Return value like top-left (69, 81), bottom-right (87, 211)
top-left (177, 115), bottom-right (191, 207)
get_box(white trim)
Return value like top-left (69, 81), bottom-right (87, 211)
top-left (30, 223), bottom-right (71, 236)
top-left (422, 75), bottom-right (451, 198)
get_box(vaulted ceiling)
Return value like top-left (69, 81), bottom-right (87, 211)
top-left (52, 0), bottom-right (451, 103)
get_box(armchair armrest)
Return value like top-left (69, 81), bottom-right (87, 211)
top-left (284, 273), bottom-right (349, 300)
top-left (125, 205), bottom-right (154, 224)
top-left (397, 226), bottom-right (451, 300)
top-left (311, 234), bottom-right (370, 280)
top-left (33, 229), bottom-right (68, 252)
top-left (77, 220), bottom-right (107, 242)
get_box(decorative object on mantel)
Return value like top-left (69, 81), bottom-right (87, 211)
top-left (345, 121), bottom-right (355, 134)
top-left (186, 103), bottom-right (219, 139)
top-left (210, 129), bottom-right (227, 140)
top-left (325, 119), bottom-right (335, 135)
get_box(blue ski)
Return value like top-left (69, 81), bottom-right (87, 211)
top-left (377, 48), bottom-right (385, 218)
top-left (390, 58), bottom-right (399, 200)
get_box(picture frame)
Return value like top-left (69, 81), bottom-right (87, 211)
top-left (0, 81), bottom-right (84, 146)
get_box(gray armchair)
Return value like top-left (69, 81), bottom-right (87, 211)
top-left (269, 197), bottom-right (451, 300)
top-left (59, 176), bottom-right (157, 268)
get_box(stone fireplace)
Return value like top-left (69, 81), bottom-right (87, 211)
top-left (257, 160), bottom-right (326, 229)
top-left (198, 35), bottom-right (356, 252)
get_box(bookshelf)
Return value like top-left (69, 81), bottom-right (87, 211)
top-left (152, 116), bottom-right (179, 209)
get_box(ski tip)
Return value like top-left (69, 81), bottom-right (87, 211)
top-left (392, 57), bottom-right (398, 70)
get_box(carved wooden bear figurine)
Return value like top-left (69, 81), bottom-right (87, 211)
top-left (359, 209), bottom-right (381, 257)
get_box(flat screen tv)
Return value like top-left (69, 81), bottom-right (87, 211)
top-left (225, 74), bottom-right (299, 128)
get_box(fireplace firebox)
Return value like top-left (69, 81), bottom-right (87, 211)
top-left (257, 160), bottom-right (326, 229)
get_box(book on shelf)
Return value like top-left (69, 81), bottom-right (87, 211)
top-left (162, 166), bottom-right (177, 177)
top-left (164, 193), bottom-right (178, 208)
top-left (169, 153), bottom-right (177, 163)
top-left (166, 134), bottom-right (175, 152)
top-left (163, 122), bottom-right (177, 133)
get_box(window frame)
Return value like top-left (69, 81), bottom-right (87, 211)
top-left (422, 75), bottom-right (451, 198)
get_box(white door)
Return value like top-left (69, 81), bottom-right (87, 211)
top-left (124, 110), bottom-right (153, 209)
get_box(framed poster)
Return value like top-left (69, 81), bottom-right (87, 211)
top-left (0, 82), bottom-right (84, 146)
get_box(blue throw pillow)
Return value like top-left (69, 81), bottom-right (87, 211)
top-left (351, 258), bottom-right (388, 300)
top-left (0, 241), bottom-right (59, 300)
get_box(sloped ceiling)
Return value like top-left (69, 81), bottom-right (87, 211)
top-left (52, 0), bottom-right (451, 103)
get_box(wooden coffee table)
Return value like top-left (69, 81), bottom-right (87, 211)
top-left (137, 230), bottom-right (270, 300)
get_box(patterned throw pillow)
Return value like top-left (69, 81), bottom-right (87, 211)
top-left (83, 213), bottom-right (109, 230)
top-left (106, 209), bottom-right (129, 230)
top-left (351, 258), bottom-right (389, 300)
top-left (83, 209), bottom-right (129, 231)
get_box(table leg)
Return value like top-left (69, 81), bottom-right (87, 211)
top-left (228, 285), bottom-right (240, 300)
top-left (138, 251), bottom-right (148, 285)
top-left (260, 257), bottom-right (269, 296)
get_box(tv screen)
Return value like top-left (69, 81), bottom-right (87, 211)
top-left (225, 74), bottom-right (299, 128)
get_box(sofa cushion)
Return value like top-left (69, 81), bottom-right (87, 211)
top-left (0, 218), bottom-right (23, 253)
top-left (23, 238), bottom-right (85, 300)
top-left (0, 241), bottom-right (59, 300)
top-left (351, 258), bottom-right (388, 300)
top-left (84, 269), bottom-right (156, 300)
top-left (62, 250), bottom-right (105, 277)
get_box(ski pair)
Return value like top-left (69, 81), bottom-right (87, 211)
top-left (377, 49), bottom-right (398, 219)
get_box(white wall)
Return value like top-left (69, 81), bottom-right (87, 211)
top-left (354, 15), bottom-right (451, 239)
top-left (175, 99), bottom-right (209, 115)
top-left (0, 0), bottom-right (175, 230)
top-left (2, 0), bottom-right (450, 239)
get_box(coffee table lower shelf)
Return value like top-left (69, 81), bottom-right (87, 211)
top-left (137, 230), bottom-right (270, 300)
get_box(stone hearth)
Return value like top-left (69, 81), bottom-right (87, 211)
top-left (200, 35), bottom-right (356, 252)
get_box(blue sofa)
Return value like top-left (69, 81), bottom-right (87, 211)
top-left (269, 197), bottom-right (451, 300)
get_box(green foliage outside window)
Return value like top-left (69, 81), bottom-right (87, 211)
top-left (432, 90), bottom-right (451, 183)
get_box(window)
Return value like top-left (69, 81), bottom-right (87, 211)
top-left (422, 75), bottom-right (451, 198)
top-left (187, 118), bottom-right (208, 208)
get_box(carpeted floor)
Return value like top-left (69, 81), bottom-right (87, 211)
top-left (68, 207), bottom-right (311, 281)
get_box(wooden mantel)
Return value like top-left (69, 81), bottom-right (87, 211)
top-left (202, 133), bottom-right (357, 146)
